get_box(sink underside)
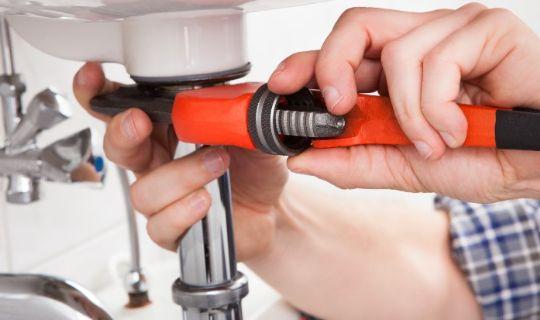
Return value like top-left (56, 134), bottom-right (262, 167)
top-left (0, 0), bottom-right (332, 20)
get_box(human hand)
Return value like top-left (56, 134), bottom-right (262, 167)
top-left (269, 4), bottom-right (540, 202)
top-left (73, 63), bottom-right (288, 260)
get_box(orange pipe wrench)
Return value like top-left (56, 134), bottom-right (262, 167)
top-left (91, 82), bottom-right (540, 156)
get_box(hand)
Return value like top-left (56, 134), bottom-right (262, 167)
top-left (269, 4), bottom-right (540, 202)
top-left (73, 62), bottom-right (288, 260)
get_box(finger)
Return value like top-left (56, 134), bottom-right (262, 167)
top-left (422, 8), bottom-right (531, 147)
top-left (381, 3), bottom-right (486, 159)
top-left (268, 51), bottom-right (319, 94)
top-left (73, 62), bottom-right (119, 122)
top-left (287, 146), bottom-right (425, 192)
top-left (146, 189), bottom-right (211, 251)
top-left (354, 58), bottom-right (383, 93)
top-left (268, 51), bottom-right (383, 95)
top-left (103, 108), bottom-right (171, 174)
top-left (131, 147), bottom-right (230, 216)
top-left (316, 7), bottom-right (450, 115)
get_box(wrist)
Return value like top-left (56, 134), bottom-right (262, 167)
top-left (244, 189), bottom-right (300, 266)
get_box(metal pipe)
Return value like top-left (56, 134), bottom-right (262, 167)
top-left (118, 168), bottom-right (142, 276)
top-left (172, 144), bottom-right (247, 320)
top-left (0, 14), bottom-right (36, 204)
top-left (0, 15), bottom-right (20, 130)
top-left (0, 15), bottom-right (15, 76)
top-left (117, 166), bottom-right (150, 308)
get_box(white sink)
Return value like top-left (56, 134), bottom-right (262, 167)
top-left (3, 0), bottom-right (334, 78)
top-left (0, 0), bottom-right (332, 20)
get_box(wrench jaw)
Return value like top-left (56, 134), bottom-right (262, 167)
top-left (90, 85), bottom-right (181, 124)
top-left (90, 82), bottom-right (347, 156)
top-left (247, 84), bottom-right (312, 156)
top-left (247, 84), bottom-right (346, 156)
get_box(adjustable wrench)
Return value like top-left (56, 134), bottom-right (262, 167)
top-left (92, 82), bottom-right (540, 156)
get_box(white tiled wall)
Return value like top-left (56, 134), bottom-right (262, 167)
top-left (0, 0), bottom-right (538, 295)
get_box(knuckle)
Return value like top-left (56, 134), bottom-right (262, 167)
top-left (338, 7), bottom-right (363, 23)
top-left (484, 8), bottom-right (519, 24)
top-left (197, 189), bottom-right (212, 207)
top-left (381, 41), bottom-right (410, 67)
top-left (423, 50), bottom-right (451, 70)
top-left (395, 107), bottom-right (426, 134)
top-left (146, 223), bottom-right (168, 248)
top-left (462, 2), bottom-right (488, 12)
top-left (129, 182), bottom-right (148, 215)
top-left (335, 7), bottom-right (377, 29)
top-left (419, 101), bottom-right (439, 116)
top-left (289, 50), bottom-right (316, 61)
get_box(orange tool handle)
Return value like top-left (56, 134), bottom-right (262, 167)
top-left (172, 83), bottom-right (261, 150)
top-left (313, 94), bottom-right (540, 151)
top-left (170, 84), bottom-right (540, 153)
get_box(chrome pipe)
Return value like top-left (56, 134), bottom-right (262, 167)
top-left (118, 168), bottom-right (142, 276)
top-left (117, 166), bottom-right (150, 308)
top-left (172, 144), bottom-right (247, 320)
top-left (0, 16), bottom-right (15, 76)
top-left (0, 15), bottom-right (35, 204)
top-left (179, 172), bottom-right (236, 286)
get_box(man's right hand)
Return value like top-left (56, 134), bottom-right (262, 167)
top-left (269, 4), bottom-right (540, 203)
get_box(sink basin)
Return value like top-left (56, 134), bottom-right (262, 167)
top-left (0, 262), bottom-right (300, 320)
top-left (0, 274), bottom-right (112, 320)
top-left (0, 0), bottom-right (332, 20)
top-left (3, 0), bottom-right (334, 78)
top-left (96, 257), bottom-right (300, 320)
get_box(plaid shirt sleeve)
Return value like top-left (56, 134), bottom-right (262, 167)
top-left (435, 196), bottom-right (540, 319)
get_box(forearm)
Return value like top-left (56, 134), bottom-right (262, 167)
top-left (245, 182), bottom-right (481, 320)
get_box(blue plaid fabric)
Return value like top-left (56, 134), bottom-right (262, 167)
top-left (435, 196), bottom-right (540, 319)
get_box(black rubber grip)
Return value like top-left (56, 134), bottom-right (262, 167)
top-left (90, 85), bottom-right (174, 123)
top-left (495, 109), bottom-right (540, 151)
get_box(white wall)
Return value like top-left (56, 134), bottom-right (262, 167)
top-left (0, 0), bottom-right (538, 294)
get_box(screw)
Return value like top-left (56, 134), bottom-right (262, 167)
top-left (274, 109), bottom-right (346, 138)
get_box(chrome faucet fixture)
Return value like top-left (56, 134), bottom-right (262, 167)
top-left (0, 16), bottom-right (101, 202)
top-left (0, 14), bottom-right (148, 318)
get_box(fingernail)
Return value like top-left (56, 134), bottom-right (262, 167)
top-left (270, 61), bottom-right (286, 78)
top-left (322, 87), bottom-right (343, 111)
top-left (75, 69), bottom-right (87, 87)
top-left (413, 140), bottom-right (433, 159)
top-left (188, 192), bottom-right (209, 213)
top-left (440, 131), bottom-right (458, 148)
top-left (202, 149), bottom-right (226, 175)
top-left (122, 111), bottom-right (137, 140)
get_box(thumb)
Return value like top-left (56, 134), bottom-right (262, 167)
top-left (287, 146), bottom-right (423, 192)
top-left (73, 62), bottom-right (119, 122)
